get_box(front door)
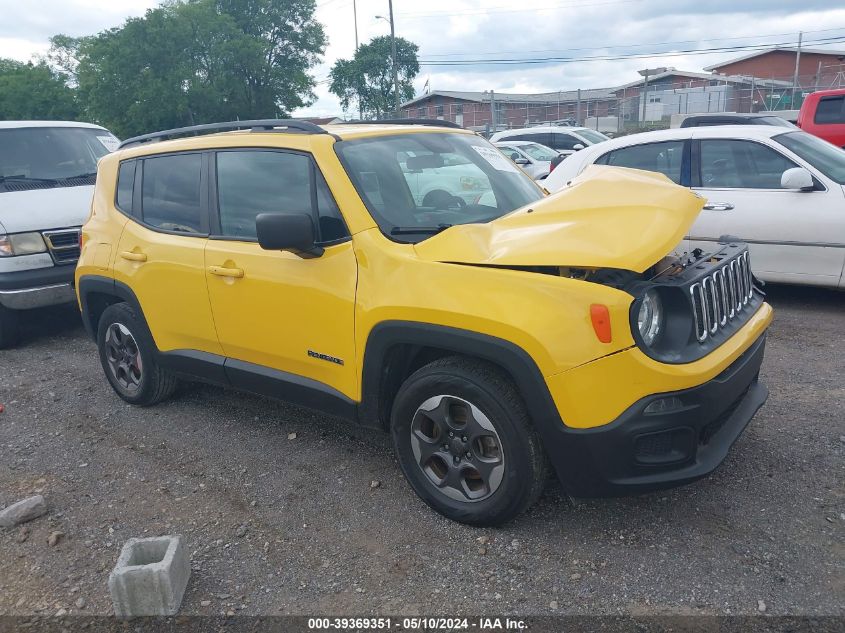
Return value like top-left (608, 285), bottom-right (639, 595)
top-left (204, 149), bottom-right (358, 400)
top-left (113, 152), bottom-right (222, 355)
top-left (690, 138), bottom-right (845, 286)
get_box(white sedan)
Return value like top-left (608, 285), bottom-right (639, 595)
top-left (544, 126), bottom-right (845, 289)
top-left (494, 141), bottom-right (560, 180)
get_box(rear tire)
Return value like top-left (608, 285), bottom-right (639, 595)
top-left (391, 356), bottom-right (547, 526)
top-left (0, 306), bottom-right (20, 349)
top-left (96, 302), bottom-right (177, 406)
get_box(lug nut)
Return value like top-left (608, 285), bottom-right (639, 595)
top-left (462, 436), bottom-right (467, 442)
top-left (449, 431), bottom-right (454, 438)
top-left (465, 451), bottom-right (472, 458)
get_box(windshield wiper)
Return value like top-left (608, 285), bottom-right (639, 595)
top-left (62, 171), bottom-right (97, 180)
top-left (390, 224), bottom-right (453, 236)
top-left (0, 174), bottom-right (58, 184)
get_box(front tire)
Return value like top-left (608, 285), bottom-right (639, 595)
top-left (391, 357), bottom-right (547, 526)
top-left (96, 303), bottom-right (177, 406)
top-left (0, 305), bottom-right (20, 349)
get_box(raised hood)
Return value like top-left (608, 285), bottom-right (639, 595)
top-left (414, 165), bottom-right (704, 273)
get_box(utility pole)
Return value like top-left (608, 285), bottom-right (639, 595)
top-left (641, 71), bottom-right (649, 122)
top-left (791, 31), bottom-right (803, 109)
top-left (353, 0), bottom-right (358, 50)
top-left (353, 0), bottom-right (362, 120)
top-left (489, 90), bottom-right (497, 131)
top-left (576, 88), bottom-right (581, 125)
top-left (389, 0), bottom-right (400, 117)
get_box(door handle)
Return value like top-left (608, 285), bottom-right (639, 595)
top-left (119, 251), bottom-right (147, 262)
top-left (703, 202), bottom-right (735, 211)
top-left (208, 265), bottom-right (244, 279)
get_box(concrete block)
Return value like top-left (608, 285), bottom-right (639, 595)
top-left (108, 535), bottom-right (190, 617)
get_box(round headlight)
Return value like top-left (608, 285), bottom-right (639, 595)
top-left (637, 289), bottom-right (663, 346)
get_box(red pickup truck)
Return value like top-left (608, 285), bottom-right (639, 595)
top-left (797, 88), bottom-right (845, 148)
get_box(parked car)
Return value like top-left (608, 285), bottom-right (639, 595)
top-left (494, 140), bottom-right (559, 180)
top-left (490, 126), bottom-right (609, 157)
top-left (0, 121), bottom-right (119, 347)
top-left (544, 126), bottom-right (845, 288)
top-left (77, 119), bottom-right (772, 526)
top-left (797, 88), bottom-right (845, 148)
top-left (679, 112), bottom-right (797, 128)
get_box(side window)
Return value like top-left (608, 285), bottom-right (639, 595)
top-left (216, 150), bottom-right (348, 243)
top-left (116, 160), bottom-right (135, 214)
top-left (141, 154), bottom-right (203, 233)
top-left (552, 133), bottom-right (580, 151)
top-left (510, 133), bottom-right (551, 146)
top-left (814, 96), bottom-right (845, 124)
top-left (315, 170), bottom-right (348, 243)
top-left (605, 141), bottom-right (685, 183)
top-left (699, 139), bottom-right (797, 189)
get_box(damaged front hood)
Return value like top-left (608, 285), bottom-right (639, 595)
top-left (414, 165), bottom-right (704, 273)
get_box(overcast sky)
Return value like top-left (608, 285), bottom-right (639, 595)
top-left (1, 0), bottom-right (844, 117)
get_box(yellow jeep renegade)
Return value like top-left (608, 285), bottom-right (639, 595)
top-left (76, 119), bottom-right (773, 526)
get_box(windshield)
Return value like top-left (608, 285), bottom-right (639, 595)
top-left (335, 132), bottom-right (544, 242)
top-left (518, 143), bottom-right (559, 161)
top-left (775, 131), bottom-right (845, 184)
top-left (575, 129), bottom-right (610, 144)
top-left (757, 116), bottom-right (797, 128)
top-left (0, 127), bottom-right (117, 186)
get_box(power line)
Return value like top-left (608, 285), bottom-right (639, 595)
top-left (397, 0), bottom-right (639, 19)
top-left (414, 36), bottom-right (845, 67)
top-left (420, 27), bottom-right (845, 58)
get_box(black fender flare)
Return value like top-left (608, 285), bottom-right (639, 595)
top-left (77, 275), bottom-right (146, 341)
top-left (359, 320), bottom-right (565, 433)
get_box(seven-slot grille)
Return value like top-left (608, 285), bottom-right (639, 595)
top-left (42, 228), bottom-right (81, 265)
top-left (689, 251), bottom-right (754, 343)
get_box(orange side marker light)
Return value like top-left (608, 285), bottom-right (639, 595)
top-left (590, 304), bottom-right (612, 343)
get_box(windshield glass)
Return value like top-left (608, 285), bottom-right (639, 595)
top-left (335, 132), bottom-right (544, 241)
top-left (519, 143), bottom-right (559, 161)
top-left (0, 127), bottom-right (117, 183)
top-left (575, 129), bottom-right (610, 144)
top-left (775, 131), bottom-right (845, 184)
top-left (757, 116), bottom-right (797, 128)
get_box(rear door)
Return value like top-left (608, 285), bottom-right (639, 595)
top-left (690, 136), bottom-right (845, 285)
top-left (113, 152), bottom-right (223, 355)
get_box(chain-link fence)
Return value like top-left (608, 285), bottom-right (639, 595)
top-left (400, 66), bottom-right (845, 136)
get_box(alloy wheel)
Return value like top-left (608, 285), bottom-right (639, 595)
top-left (410, 395), bottom-right (505, 502)
top-left (104, 323), bottom-right (143, 392)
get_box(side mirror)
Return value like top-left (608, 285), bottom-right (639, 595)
top-left (256, 213), bottom-right (323, 258)
top-left (781, 167), bottom-right (814, 191)
top-left (514, 157), bottom-right (530, 165)
top-left (572, 143), bottom-right (585, 151)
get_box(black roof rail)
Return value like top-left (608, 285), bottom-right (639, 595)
top-left (118, 119), bottom-right (332, 149)
top-left (342, 118), bottom-right (464, 129)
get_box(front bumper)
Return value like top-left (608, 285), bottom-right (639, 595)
top-left (0, 266), bottom-right (77, 310)
top-left (547, 333), bottom-right (768, 497)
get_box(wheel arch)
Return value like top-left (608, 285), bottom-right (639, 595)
top-left (358, 321), bottom-right (563, 434)
top-left (77, 275), bottom-right (146, 341)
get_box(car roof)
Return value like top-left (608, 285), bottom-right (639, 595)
top-left (494, 140), bottom-right (536, 146)
top-left (0, 120), bottom-right (109, 130)
top-left (115, 123), bottom-right (477, 159)
top-left (591, 125), bottom-right (794, 148)
top-left (684, 112), bottom-right (772, 119)
top-left (494, 126), bottom-right (593, 134)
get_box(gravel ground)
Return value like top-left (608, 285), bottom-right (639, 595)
top-left (0, 284), bottom-right (842, 618)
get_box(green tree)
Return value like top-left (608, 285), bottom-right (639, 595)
top-left (0, 59), bottom-right (79, 120)
top-left (74, 0), bottom-right (326, 138)
top-left (329, 36), bottom-right (420, 119)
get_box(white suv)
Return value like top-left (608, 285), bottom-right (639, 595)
top-left (0, 121), bottom-right (119, 347)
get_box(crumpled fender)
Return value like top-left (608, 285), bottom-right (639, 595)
top-left (414, 165), bottom-right (703, 273)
